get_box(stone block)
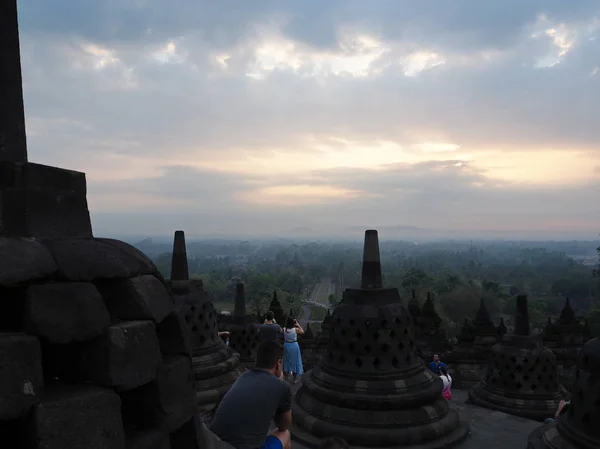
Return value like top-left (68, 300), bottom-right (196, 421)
top-left (30, 385), bottom-right (125, 449)
top-left (97, 238), bottom-right (159, 277)
top-left (98, 275), bottom-right (173, 323)
top-left (156, 310), bottom-right (192, 357)
top-left (0, 237), bottom-right (57, 286)
top-left (169, 417), bottom-right (234, 449)
top-left (24, 282), bottom-right (110, 343)
top-left (81, 321), bottom-right (161, 390)
top-left (0, 333), bottom-right (43, 420)
top-left (0, 286), bottom-right (26, 332)
top-left (121, 356), bottom-right (195, 433)
top-left (0, 184), bottom-right (92, 238)
top-left (126, 429), bottom-right (171, 449)
top-left (44, 238), bottom-right (136, 281)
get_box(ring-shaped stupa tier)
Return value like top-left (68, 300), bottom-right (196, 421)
top-left (527, 337), bottom-right (600, 449)
top-left (290, 230), bottom-right (469, 449)
top-left (469, 295), bottom-right (566, 421)
top-left (168, 231), bottom-right (241, 412)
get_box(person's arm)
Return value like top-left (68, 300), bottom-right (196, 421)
top-left (294, 321), bottom-right (305, 335)
top-left (554, 400), bottom-right (566, 419)
top-left (273, 386), bottom-right (293, 431)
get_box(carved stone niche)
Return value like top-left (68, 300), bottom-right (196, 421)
top-left (469, 295), bottom-right (566, 421)
top-left (527, 337), bottom-right (600, 449)
top-left (290, 230), bottom-right (469, 449)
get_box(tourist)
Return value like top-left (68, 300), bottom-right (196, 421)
top-left (440, 366), bottom-right (452, 400)
top-left (318, 437), bottom-right (349, 449)
top-left (218, 330), bottom-right (230, 345)
top-left (283, 316), bottom-right (305, 384)
top-left (260, 310), bottom-right (283, 342)
top-left (544, 397), bottom-right (571, 424)
top-left (209, 341), bottom-right (292, 449)
top-left (427, 354), bottom-right (448, 375)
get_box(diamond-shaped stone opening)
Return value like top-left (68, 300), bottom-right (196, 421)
top-left (191, 325), bottom-right (198, 332)
top-left (405, 353), bottom-right (411, 363)
top-left (355, 329), bottom-right (363, 338)
top-left (391, 356), bottom-right (400, 368)
top-left (355, 357), bottom-right (363, 367)
top-left (397, 342), bottom-right (404, 350)
top-left (542, 366), bottom-right (547, 373)
top-left (403, 328), bottom-right (408, 335)
top-left (523, 375), bottom-right (530, 381)
top-left (381, 319), bottom-right (388, 328)
top-left (390, 330), bottom-right (396, 338)
top-left (348, 342), bottom-right (355, 351)
top-left (381, 343), bottom-right (390, 352)
top-left (373, 356), bottom-right (382, 369)
top-left (364, 320), bottom-right (371, 328)
top-left (364, 344), bottom-right (372, 353)
top-left (523, 357), bottom-right (529, 363)
top-left (394, 317), bottom-right (401, 325)
top-left (516, 382), bottom-right (523, 390)
top-left (509, 373), bottom-right (516, 380)
top-left (372, 331), bottom-right (380, 341)
top-left (338, 354), bottom-right (346, 364)
top-left (531, 384), bottom-right (537, 391)
top-left (327, 351), bottom-right (334, 360)
top-left (516, 365), bottom-right (523, 372)
top-left (349, 319), bottom-right (355, 325)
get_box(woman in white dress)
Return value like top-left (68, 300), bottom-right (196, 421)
top-left (440, 366), bottom-right (452, 400)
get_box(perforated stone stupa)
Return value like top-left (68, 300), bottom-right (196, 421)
top-left (290, 230), bottom-right (469, 449)
top-left (469, 295), bottom-right (565, 421)
top-left (0, 2), bottom-right (201, 446)
top-left (167, 230), bottom-right (241, 412)
top-left (527, 337), bottom-right (600, 449)
top-left (223, 283), bottom-right (260, 366)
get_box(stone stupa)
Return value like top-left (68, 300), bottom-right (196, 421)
top-left (469, 295), bottom-right (566, 421)
top-left (167, 230), bottom-right (241, 413)
top-left (527, 337), bottom-right (600, 449)
top-left (290, 230), bottom-right (469, 449)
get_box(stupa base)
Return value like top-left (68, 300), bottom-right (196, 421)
top-left (290, 416), bottom-right (470, 449)
top-left (469, 383), bottom-right (564, 422)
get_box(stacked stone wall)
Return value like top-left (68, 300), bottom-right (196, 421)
top-left (0, 237), bottom-right (205, 449)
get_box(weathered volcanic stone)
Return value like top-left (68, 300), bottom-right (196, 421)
top-left (527, 337), bottom-right (600, 449)
top-left (81, 321), bottom-right (161, 390)
top-left (45, 238), bottom-right (156, 281)
top-left (30, 385), bottom-right (125, 449)
top-left (291, 230), bottom-right (469, 449)
top-left (1, 162), bottom-right (92, 238)
top-left (98, 275), bottom-right (174, 323)
top-left (0, 237), bottom-right (57, 285)
top-left (24, 282), bottom-right (110, 343)
top-left (126, 429), bottom-right (171, 449)
top-left (97, 238), bottom-right (161, 279)
top-left (156, 310), bottom-right (192, 357)
top-left (169, 417), bottom-right (234, 449)
top-left (0, 333), bottom-right (43, 420)
top-left (121, 356), bottom-right (195, 433)
top-left (469, 295), bottom-right (565, 421)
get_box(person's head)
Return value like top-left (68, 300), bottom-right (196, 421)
top-left (440, 366), bottom-right (448, 377)
top-left (433, 354), bottom-right (440, 363)
top-left (255, 341), bottom-right (283, 377)
top-left (286, 316), bottom-right (295, 329)
top-left (266, 310), bottom-right (275, 321)
top-left (318, 437), bottom-right (349, 449)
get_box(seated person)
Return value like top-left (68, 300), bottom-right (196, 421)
top-left (427, 354), bottom-right (448, 375)
top-left (210, 341), bottom-right (292, 449)
top-left (544, 397), bottom-right (571, 424)
top-left (318, 437), bottom-right (349, 449)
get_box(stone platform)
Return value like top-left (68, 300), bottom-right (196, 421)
top-left (285, 384), bottom-right (541, 449)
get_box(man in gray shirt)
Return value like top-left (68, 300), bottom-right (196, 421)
top-left (259, 311), bottom-right (282, 343)
top-left (210, 341), bottom-right (292, 449)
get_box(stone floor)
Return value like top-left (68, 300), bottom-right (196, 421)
top-left (287, 382), bottom-right (542, 449)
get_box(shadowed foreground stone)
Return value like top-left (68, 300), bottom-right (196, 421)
top-left (469, 295), bottom-right (565, 421)
top-left (290, 230), bottom-right (469, 449)
top-left (527, 337), bottom-right (600, 449)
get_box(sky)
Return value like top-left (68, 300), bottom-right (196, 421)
top-left (16, 0), bottom-right (600, 239)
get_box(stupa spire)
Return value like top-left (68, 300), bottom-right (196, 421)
top-left (170, 230), bottom-right (189, 281)
top-left (234, 283), bottom-right (246, 320)
top-left (360, 230), bottom-right (382, 289)
top-left (514, 294), bottom-right (530, 336)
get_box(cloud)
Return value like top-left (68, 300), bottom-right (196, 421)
top-left (15, 1), bottom-right (600, 238)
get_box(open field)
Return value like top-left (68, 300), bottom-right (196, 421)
top-left (306, 305), bottom-right (327, 321)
